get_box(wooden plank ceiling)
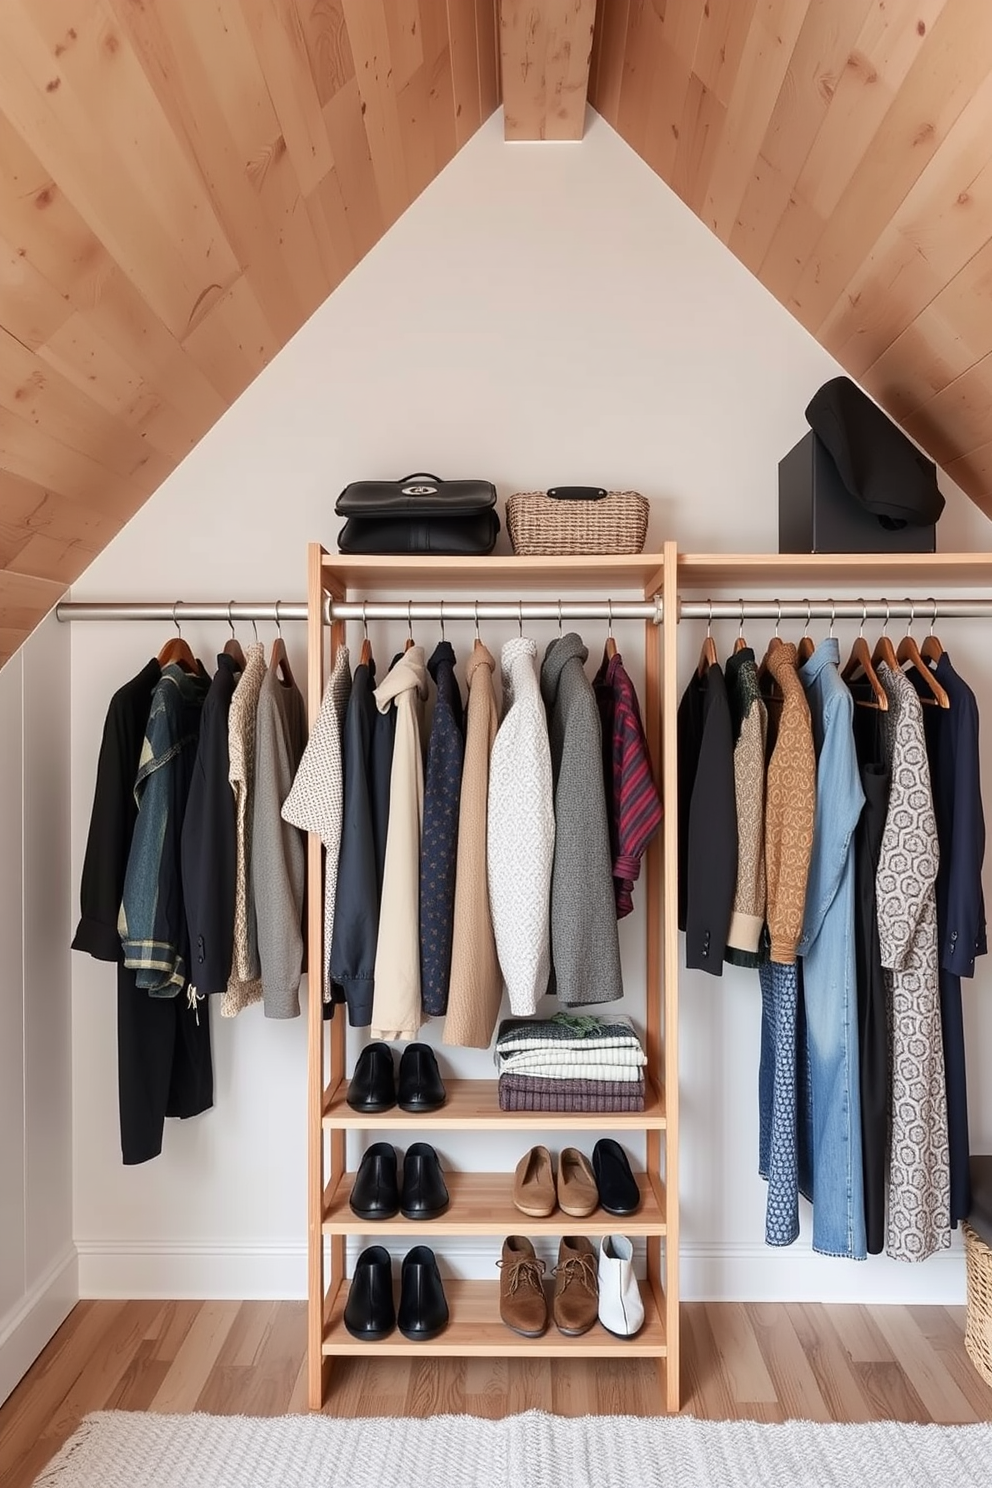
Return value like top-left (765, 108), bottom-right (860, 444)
top-left (591, 0), bottom-right (992, 524)
top-left (0, 0), bottom-right (499, 664)
top-left (5, 1), bottom-right (992, 666)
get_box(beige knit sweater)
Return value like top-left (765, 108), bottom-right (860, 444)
top-left (222, 643), bottom-right (266, 1015)
top-left (444, 643), bottom-right (501, 1049)
top-left (763, 641), bottom-right (816, 965)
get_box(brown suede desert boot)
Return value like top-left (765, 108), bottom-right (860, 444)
top-left (552, 1235), bottom-right (599, 1336)
top-left (498, 1235), bottom-right (548, 1337)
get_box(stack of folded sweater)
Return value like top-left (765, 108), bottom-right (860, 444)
top-left (495, 1013), bottom-right (647, 1112)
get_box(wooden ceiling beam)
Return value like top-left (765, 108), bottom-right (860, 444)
top-left (500, 0), bottom-right (597, 141)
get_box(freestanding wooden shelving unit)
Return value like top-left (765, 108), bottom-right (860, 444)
top-left (305, 542), bottom-right (682, 1412)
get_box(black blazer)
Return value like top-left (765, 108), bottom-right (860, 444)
top-left (181, 653), bottom-right (241, 995)
top-left (677, 662), bottom-right (737, 975)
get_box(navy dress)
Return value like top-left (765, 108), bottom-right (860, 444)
top-left (913, 652), bottom-right (987, 1226)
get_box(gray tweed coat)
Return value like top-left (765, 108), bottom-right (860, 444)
top-left (541, 633), bottom-right (623, 1006)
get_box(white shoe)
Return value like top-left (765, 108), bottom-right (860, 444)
top-left (597, 1234), bottom-right (644, 1338)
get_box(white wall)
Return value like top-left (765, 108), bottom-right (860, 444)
top-left (0, 615), bottom-right (76, 1405)
top-left (69, 109), bottom-right (992, 1304)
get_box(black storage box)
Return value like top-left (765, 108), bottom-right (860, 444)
top-left (779, 431), bottom-right (936, 555)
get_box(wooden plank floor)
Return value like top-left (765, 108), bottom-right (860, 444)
top-left (1, 1300), bottom-right (991, 1487)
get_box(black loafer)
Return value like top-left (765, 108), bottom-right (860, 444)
top-left (397, 1245), bottom-right (449, 1341)
top-left (350, 1142), bottom-right (400, 1221)
top-left (592, 1138), bottom-right (641, 1216)
top-left (400, 1143), bottom-right (450, 1221)
top-left (347, 1042), bottom-right (396, 1112)
top-left (343, 1245), bottom-right (395, 1341)
top-left (397, 1043), bottom-right (446, 1113)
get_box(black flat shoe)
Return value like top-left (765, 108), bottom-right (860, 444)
top-left (400, 1143), bottom-right (450, 1221)
top-left (592, 1138), bottom-right (641, 1217)
top-left (397, 1245), bottom-right (449, 1341)
top-left (343, 1246), bottom-right (395, 1341)
top-left (397, 1043), bottom-right (446, 1113)
top-left (347, 1042), bottom-right (396, 1112)
top-left (350, 1143), bottom-right (400, 1221)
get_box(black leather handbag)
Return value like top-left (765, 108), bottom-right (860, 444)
top-left (335, 473), bottom-right (500, 555)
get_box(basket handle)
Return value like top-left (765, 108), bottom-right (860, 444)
top-left (547, 486), bottom-right (608, 501)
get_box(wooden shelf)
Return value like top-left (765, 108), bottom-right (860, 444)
top-left (678, 550), bottom-right (992, 587)
top-left (324, 551), bottom-right (667, 596)
top-left (323, 1077), bottom-right (667, 1131)
top-left (322, 1278), bottom-right (667, 1358)
top-left (323, 1170), bottom-right (667, 1236)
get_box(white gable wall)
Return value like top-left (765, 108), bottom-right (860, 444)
top-left (69, 110), bottom-right (992, 1303)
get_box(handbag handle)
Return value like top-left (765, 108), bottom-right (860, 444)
top-left (400, 473), bottom-right (443, 484)
top-left (547, 486), bottom-right (608, 501)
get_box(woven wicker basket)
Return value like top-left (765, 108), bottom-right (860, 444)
top-left (964, 1222), bottom-right (992, 1387)
top-left (506, 489), bottom-right (649, 556)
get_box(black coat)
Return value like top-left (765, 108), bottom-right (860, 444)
top-left (677, 662), bottom-right (737, 975)
top-left (329, 656), bottom-right (396, 1026)
top-left (916, 651), bottom-right (987, 1225)
top-left (181, 653), bottom-right (241, 995)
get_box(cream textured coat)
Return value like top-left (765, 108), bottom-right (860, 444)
top-left (444, 642), bottom-right (501, 1049)
top-left (370, 646), bottom-right (428, 1041)
top-left (487, 637), bottom-right (555, 1017)
top-left (281, 645), bottom-right (351, 1003)
top-left (222, 643), bottom-right (266, 1016)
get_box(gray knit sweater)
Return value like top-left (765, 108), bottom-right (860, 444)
top-left (541, 633), bottom-right (623, 1006)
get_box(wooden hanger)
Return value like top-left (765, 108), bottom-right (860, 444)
top-left (840, 601), bottom-right (887, 711)
top-left (797, 600), bottom-right (815, 665)
top-left (157, 604), bottom-right (197, 673)
top-left (757, 601), bottom-right (785, 691)
top-left (921, 597), bottom-right (945, 667)
top-left (697, 601), bottom-right (717, 676)
top-left (897, 600), bottom-right (949, 708)
top-left (222, 602), bottom-right (246, 669)
top-left (269, 602), bottom-right (295, 685)
top-left (870, 600), bottom-right (899, 675)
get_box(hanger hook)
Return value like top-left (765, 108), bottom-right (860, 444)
top-left (274, 600), bottom-right (282, 638)
top-left (828, 599), bottom-right (835, 639)
top-left (558, 599), bottom-right (563, 638)
top-left (859, 598), bottom-right (866, 639)
top-left (774, 599), bottom-right (781, 640)
top-left (518, 600), bottom-right (523, 639)
top-left (803, 598), bottom-right (811, 639)
top-left (439, 598), bottom-right (445, 642)
top-left (930, 597), bottom-right (938, 637)
top-left (474, 600), bottom-right (480, 644)
top-left (607, 598), bottom-right (614, 642)
top-left (407, 600), bottom-right (414, 645)
top-left (906, 597), bottom-right (915, 636)
top-left (362, 601), bottom-right (369, 644)
top-left (882, 597), bottom-right (890, 636)
top-left (173, 600), bottom-right (182, 638)
top-left (250, 614), bottom-right (258, 644)
top-left (738, 598), bottom-right (744, 641)
top-left (706, 599), bottom-right (712, 639)
top-left (227, 601), bottom-right (236, 639)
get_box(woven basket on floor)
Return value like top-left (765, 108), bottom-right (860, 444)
top-left (506, 489), bottom-right (649, 555)
top-left (963, 1222), bottom-right (992, 1387)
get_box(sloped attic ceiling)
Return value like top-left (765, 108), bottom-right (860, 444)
top-left (2, 0), bottom-right (992, 665)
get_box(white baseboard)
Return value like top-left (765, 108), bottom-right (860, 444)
top-left (680, 1239), bottom-right (968, 1305)
top-left (73, 1236), bottom-right (968, 1306)
top-left (76, 1241), bottom-right (308, 1300)
top-left (0, 1245), bottom-right (78, 1408)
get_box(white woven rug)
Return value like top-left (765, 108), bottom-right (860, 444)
top-left (33, 1408), bottom-right (992, 1488)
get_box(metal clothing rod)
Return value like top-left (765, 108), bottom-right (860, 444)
top-left (55, 597), bottom-right (992, 625)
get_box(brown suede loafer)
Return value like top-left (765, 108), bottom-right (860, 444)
top-left (552, 1235), bottom-right (599, 1336)
top-left (498, 1235), bottom-right (548, 1337)
top-left (558, 1148), bottom-right (598, 1218)
top-left (512, 1145), bottom-right (556, 1218)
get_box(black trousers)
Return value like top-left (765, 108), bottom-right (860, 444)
top-left (117, 965), bottom-right (213, 1165)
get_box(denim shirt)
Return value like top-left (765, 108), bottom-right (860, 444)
top-left (120, 661), bottom-right (209, 997)
top-left (797, 638), bottom-right (867, 1258)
